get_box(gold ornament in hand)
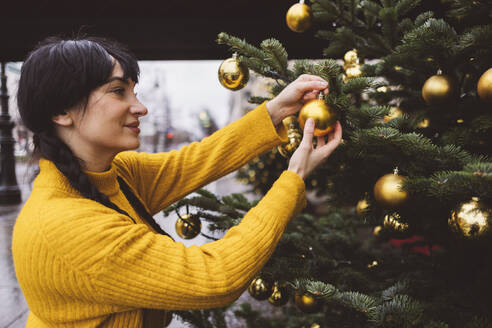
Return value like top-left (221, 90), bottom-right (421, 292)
top-left (298, 95), bottom-right (338, 137)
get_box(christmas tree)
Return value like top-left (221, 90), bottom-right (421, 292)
top-left (165, 1), bottom-right (492, 327)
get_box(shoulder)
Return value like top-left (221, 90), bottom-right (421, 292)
top-left (15, 189), bottom-right (141, 272)
top-left (113, 150), bottom-right (145, 180)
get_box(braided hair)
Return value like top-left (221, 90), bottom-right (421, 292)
top-left (17, 36), bottom-right (141, 218)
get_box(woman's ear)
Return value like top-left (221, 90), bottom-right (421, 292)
top-left (51, 112), bottom-right (73, 127)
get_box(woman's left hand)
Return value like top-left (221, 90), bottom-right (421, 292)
top-left (265, 74), bottom-right (329, 126)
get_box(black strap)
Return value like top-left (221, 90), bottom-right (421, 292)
top-left (117, 176), bottom-right (174, 241)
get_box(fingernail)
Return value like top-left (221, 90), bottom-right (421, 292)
top-left (319, 81), bottom-right (328, 86)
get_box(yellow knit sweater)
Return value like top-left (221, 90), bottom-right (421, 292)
top-left (12, 102), bottom-right (307, 328)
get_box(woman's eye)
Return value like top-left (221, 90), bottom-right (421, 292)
top-left (113, 88), bottom-right (125, 95)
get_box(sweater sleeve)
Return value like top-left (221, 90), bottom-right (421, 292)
top-left (90, 170), bottom-right (306, 310)
top-left (113, 101), bottom-right (288, 215)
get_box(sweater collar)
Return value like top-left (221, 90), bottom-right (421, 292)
top-left (37, 158), bottom-right (120, 197)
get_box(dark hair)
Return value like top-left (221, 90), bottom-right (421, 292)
top-left (17, 35), bottom-right (140, 216)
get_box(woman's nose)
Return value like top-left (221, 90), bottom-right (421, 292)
top-left (131, 103), bottom-right (148, 117)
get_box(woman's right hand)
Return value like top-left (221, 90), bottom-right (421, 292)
top-left (287, 118), bottom-right (342, 180)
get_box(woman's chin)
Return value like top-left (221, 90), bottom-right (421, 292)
top-left (124, 139), bottom-right (140, 151)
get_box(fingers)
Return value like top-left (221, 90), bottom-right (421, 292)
top-left (316, 135), bottom-right (326, 148)
top-left (318, 122), bottom-right (342, 156)
top-left (300, 118), bottom-right (315, 148)
top-left (302, 89), bottom-right (329, 102)
top-left (297, 81), bottom-right (329, 95)
top-left (333, 121), bottom-right (343, 143)
top-left (297, 74), bottom-right (327, 84)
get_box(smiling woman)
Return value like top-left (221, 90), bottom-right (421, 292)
top-left (51, 61), bottom-right (148, 172)
top-left (11, 35), bottom-right (340, 328)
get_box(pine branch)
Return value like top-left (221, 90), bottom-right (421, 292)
top-left (395, 0), bottom-right (422, 16)
top-left (373, 295), bottom-right (424, 327)
top-left (342, 77), bottom-right (377, 94)
top-left (381, 280), bottom-right (410, 301)
top-left (260, 38), bottom-right (289, 77)
top-left (248, 96), bottom-right (272, 104)
top-left (216, 32), bottom-right (265, 59)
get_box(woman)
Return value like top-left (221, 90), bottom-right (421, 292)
top-left (12, 36), bottom-right (342, 327)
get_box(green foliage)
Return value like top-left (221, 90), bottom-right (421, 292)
top-left (174, 308), bottom-right (229, 328)
top-left (177, 1), bottom-right (492, 327)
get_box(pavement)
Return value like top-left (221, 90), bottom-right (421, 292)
top-left (0, 161), bottom-right (32, 328)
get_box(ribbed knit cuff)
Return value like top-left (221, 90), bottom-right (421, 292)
top-left (250, 170), bottom-right (307, 228)
top-left (239, 102), bottom-right (288, 154)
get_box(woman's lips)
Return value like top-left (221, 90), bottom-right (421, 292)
top-left (126, 126), bottom-right (140, 134)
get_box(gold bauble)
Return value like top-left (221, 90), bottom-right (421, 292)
top-left (477, 68), bottom-right (492, 102)
top-left (422, 74), bottom-right (456, 105)
top-left (295, 293), bottom-right (322, 313)
top-left (248, 277), bottom-right (272, 301)
top-left (286, 2), bottom-right (312, 33)
top-left (448, 197), bottom-right (491, 238)
top-left (345, 64), bottom-right (362, 80)
top-left (344, 49), bottom-right (359, 65)
top-left (218, 55), bottom-right (249, 91)
top-left (298, 99), bottom-right (338, 137)
top-left (383, 106), bottom-right (403, 123)
top-left (356, 198), bottom-right (369, 216)
top-left (268, 282), bottom-right (290, 306)
top-left (278, 116), bottom-right (302, 158)
top-left (311, 324), bottom-right (321, 328)
top-left (373, 225), bottom-right (382, 236)
top-left (374, 171), bottom-right (408, 209)
top-left (383, 212), bottom-right (409, 232)
top-left (416, 118), bottom-right (430, 128)
top-left (175, 214), bottom-right (201, 239)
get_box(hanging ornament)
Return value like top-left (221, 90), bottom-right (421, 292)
top-left (298, 93), bottom-right (338, 137)
top-left (377, 86), bottom-right (389, 93)
top-left (383, 106), bottom-right (403, 123)
top-left (448, 197), bottom-right (491, 239)
top-left (175, 213), bottom-right (202, 239)
top-left (248, 277), bottom-right (273, 300)
top-left (383, 212), bottom-right (409, 232)
top-left (268, 282), bottom-right (290, 306)
top-left (356, 198), bottom-right (369, 216)
top-left (477, 68), bottom-right (492, 102)
top-left (311, 324), bottom-right (321, 328)
top-left (343, 49), bottom-right (359, 67)
top-left (344, 64), bottom-right (362, 81)
top-left (218, 53), bottom-right (249, 91)
top-left (416, 117), bottom-right (430, 129)
top-left (422, 73), bottom-right (456, 105)
top-left (286, 0), bottom-right (312, 33)
top-left (373, 168), bottom-right (409, 209)
top-left (295, 293), bottom-right (322, 313)
top-left (278, 116), bottom-right (302, 158)
top-left (373, 225), bottom-right (382, 237)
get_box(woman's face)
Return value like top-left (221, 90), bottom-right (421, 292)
top-left (69, 60), bottom-right (148, 157)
